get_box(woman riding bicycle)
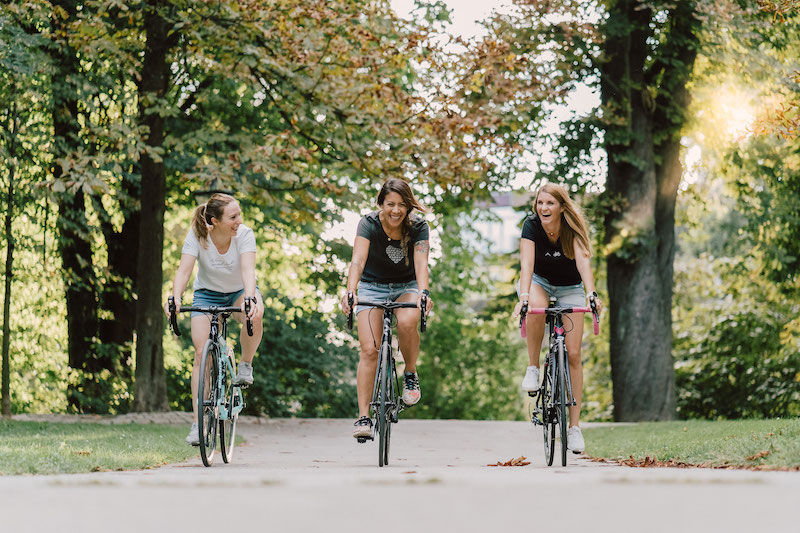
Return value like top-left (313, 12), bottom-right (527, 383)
top-left (512, 183), bottom-right (603, 454)
top-left (340, 179), bottom-right (433, 439)
top-left (164, 193), bottom-right (264, 445)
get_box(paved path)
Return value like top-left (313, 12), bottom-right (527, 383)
top-left (2, 417), bottom-right (797, 532)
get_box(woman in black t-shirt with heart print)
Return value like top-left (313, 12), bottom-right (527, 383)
top-left (340, 179), bottom-right (433, 439)
top-left (512, 182), bottom-right (604, 454)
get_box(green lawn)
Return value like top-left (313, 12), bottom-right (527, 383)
top-left (584, 418), bottom-right (800, 470)
top-left (0, 420), bottom-right (200, 475)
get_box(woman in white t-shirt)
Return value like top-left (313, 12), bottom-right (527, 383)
top-left (164, 193), bottom-right (264, 446)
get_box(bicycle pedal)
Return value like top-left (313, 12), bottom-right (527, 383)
top-left (527, 391), bottom-right (538, 398)
top-left (531, 415), bottom-right (543, 426)
top-left (356, 436), bottom-right (372, 444)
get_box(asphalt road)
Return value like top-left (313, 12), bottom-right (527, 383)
top-left (2, 418), bottom-right (797, 532)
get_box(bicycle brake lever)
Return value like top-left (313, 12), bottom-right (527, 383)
top-left (168, 296), bottom-right (181, 337)
top-left (420, 294), bottom-right (427, 333)
top-left (347, 292), bottom-right (354, 330)
top-left (244, 297), bottom-right (254, 336)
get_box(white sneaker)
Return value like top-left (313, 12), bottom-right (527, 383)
top-left (185, 422), bottom-right (200, 446)
top-left (521, 366), bottom-right (540, 391)
top-left (567, 426), bottom-right (585, 454)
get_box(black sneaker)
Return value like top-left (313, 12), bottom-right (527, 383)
top-left (402, 372), bottom-right (421, 405)
top-left (352, 416), bottom-right (372, 438)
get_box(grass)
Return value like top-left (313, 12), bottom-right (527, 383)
top-left (0, 420), bottom-right (200, 475)
top-left (584, 418), bottom-right (800, 470)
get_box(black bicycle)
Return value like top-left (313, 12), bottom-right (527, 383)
top-left (520, 295), bottom-right (599, 466)
top-left (168, 296), bottom-right (253, 467)
top-left (347, 293), bottom-right (427, 467)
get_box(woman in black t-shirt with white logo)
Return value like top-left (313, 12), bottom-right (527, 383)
top-left (340, 179), bottom-right (433, 439)
top-left (512, 183), bottom-right (603, 454)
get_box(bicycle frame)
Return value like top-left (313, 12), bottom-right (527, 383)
top-left (205, 312), bottom-right (244, 423)
top-left (368, 306), bottom-right (402, 438)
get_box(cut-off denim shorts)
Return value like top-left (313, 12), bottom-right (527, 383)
top-left (191, 287), bottom-right (262, 318)
top-left (517, 273), bottom-right (585, 308)
top-left (355, 280), bottom-right (419, 315)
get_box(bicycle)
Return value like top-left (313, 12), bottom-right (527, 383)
top-left (520, 295), bottom-right (599, 466)
top-left (347, 293), bottom-right (427, 467)
top-left (168, 296), bottom-right (253, 467)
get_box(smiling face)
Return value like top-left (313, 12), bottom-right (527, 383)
top-left (379, 191), bottom-right (408, 230)
top-left (536, 191), bottom-right (564, 223)
top-left (212, 200), bottom-right (242, 237)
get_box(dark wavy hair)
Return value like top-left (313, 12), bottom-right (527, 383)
top-left (376, 179), bottom-right (425, 265)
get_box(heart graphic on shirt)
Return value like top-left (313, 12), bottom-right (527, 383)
top-left (386, 245), bottom-right (405, 264)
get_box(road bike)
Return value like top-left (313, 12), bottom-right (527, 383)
top-left (168, 296), bottom-right (253, 467)
top-left (347, 293), bottom-right (427, 467)
top-left (520, 295), bottom-right (599, 466)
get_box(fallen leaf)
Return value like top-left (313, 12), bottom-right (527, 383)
top-left (487, 456), bottom-right (530, 467)
top-left (746, 450), bottom-right (771, 461)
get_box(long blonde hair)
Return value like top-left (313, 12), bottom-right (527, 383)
top-left (535, 183), bottom-right (592, 260)
top-left (191, 193), bottom-right (236, 249)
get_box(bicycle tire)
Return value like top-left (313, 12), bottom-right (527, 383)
top-left (384, 353), bottom-right (398, 466)
top-left (220, 351), bottom-right (238, 464)
top-left (557, 342), bottom-right (568, 466)
top-left (541, 359), bottom-right (555, 466)
top-left (378, 344), bottom-right (389, 467)
top-left (198, 340), bottom-right (219, 467)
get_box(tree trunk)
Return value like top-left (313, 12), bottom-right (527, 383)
top-left (1, 102), bottom-right (19, 417)
top-left (51, 0), bottom-right (101, 412)
top-left (600, 1), bottom-right (699, 421)
top-left (133, 0), bottom-right (177, 411)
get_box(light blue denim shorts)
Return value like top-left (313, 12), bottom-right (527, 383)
top-left (517, 273), bottom-right (585, 308)
top-left (191, 287), bottom-right (262, 318)
top-left (355, 280), bottom-right (419, 315)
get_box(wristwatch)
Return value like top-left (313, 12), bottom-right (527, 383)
top-left (421, 289), bottom-right (430, 297)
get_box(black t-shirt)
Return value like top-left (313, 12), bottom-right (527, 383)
top-left (357, 211), bottom-right (430, 284)
top-left (521, 214), bottom-right (581, 286)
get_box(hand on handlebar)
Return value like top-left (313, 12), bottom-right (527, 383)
top-left (341, 291), bottom-right (357, 315)
top-left (588, 294), bottom-right (604, 314)
top-left (164, 296), bottom-right (181, 319)
top-left (512, 300), bottom-right (528, 318)
top-left (242, 296), bottom-right (261, 319)
top-left (417, 293), bottom-right (433, 315)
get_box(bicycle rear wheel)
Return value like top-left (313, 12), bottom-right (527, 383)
top-left (541, 359), bottom-right (556, 466)
top-left (220, 352), bottom-right (239, 464)
top-left (198, 340), bottom-right (219, 467)
top-left (557, 343), bottom-right (568, 466)
top-left (378, 344), bottom-right (389, 467)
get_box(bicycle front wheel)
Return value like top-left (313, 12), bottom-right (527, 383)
top-left (220, 351), bottom-right (239, 464)
top-left (541, 359), bottom-right (555, 466)
top-left (378, 344), bottom-right (389, 467)
top-left (557, 343), bottom-right (568, 466)
top-left (198, 340), bottom-right (219, 467)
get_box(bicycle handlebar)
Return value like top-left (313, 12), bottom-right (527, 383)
top-left (346, 292), bottom-right (427, 333)
top-left (519, 299), bottom-right (600, 338)
top-left (167, 296), bottom-right (253, 337)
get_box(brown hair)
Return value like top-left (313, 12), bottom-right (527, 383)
top-left (535, 183), bottom-right (592, 260)
top-left (191, 193), bottom-right (237, 248)
top-left (377, 179), bottom-right (425, 265)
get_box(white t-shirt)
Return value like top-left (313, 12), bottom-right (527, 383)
top-left (181, 225), bottom-right (257, 293)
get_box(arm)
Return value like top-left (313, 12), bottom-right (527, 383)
top-left (239, 251), bottom-right (261, 318)
top-left (340, 236), bottom-right (370, 314)
top-left (573, 240), bottom-right (603, 313)
top-left (165, 253), bottom-right (197, 317)
top-left (514, 238), bottom-right (534, 317)
top-left (413, 239), bottom-right (432, 313)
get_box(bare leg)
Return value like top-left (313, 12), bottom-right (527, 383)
top-left (395, 292), bottom-right (420, 373)
top-left (564, 313), bottom-right (584, 428)
top-left (232, 292), bottom-right (263, 364)
top-left (356, 308), bottom-right (383, 418)
top-left (524, 284), bottom-right (550, 367)
top-left (190, 315), bottom-right (211, 419)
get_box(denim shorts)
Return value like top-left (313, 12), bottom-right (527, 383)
top-left (191, 288), bottom-right (262, 318)
top-left (517, 273), bottom-right (585, 308)
top-left (355, 280), bottom-right (419, 315)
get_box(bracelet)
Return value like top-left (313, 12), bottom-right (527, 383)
top-left (519, 292), bottom-right (529, 298)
